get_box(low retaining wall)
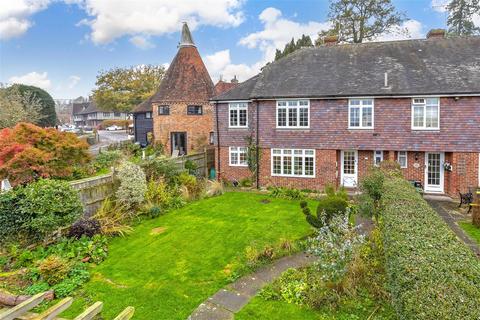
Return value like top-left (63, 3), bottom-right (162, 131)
top-left (69, 173), bottom-right (117, 217)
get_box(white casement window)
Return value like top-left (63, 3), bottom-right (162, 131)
top-left (348, 99), bottom-right (374, 129)
top-left (229, 147), bottom-right (248, 166)
top-left (145, 112), bottom-right (152, 119)
top-left (411, 98), bottom-right (440, 130)
top-left (276, 100), bottom-right (309, 128)
top-left (229, 102), bottom-right (248, 128)
top-left (374, 150), bottom-right (383, 166)
top-left (397, 151), bottom-right (408, 168)
top-left (271, 149), bottom-right (315, 177)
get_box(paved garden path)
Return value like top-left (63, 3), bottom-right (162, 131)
top-left (427, 199), bottom-right (480, 257)
top-left (187, 252), bottom-right (315, 320)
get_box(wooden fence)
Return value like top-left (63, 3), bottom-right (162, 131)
top-left (69, 173), bottom-right (117, 217)
top-left (0, 292), bottom-right (134, 320)
top-left (171, 148), bottom-right (215, 178)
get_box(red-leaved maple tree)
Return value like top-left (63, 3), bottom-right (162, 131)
top-left (0, 122), bottom-right (91, 186)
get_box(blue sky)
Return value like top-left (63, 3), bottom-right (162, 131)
top-left (0, 0), bottom-right (455, 99)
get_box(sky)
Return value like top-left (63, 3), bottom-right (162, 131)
top-left (0, 0), bottom-right (473, 99)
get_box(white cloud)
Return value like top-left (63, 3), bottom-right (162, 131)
top-left (68, 75), bottom-right (81, 89)
top-left (205, 49), bottom-right (263, 82)
top-left (8, 71), bottom-right (52, 89)
top-left (0, 0), bottom-right (50, 40)
top-left (74, 0), bottom-right (244, 45)
top-left (375, 19), bottom-right (425, 41)
top-left (129, 35), bottom-right (155, 49)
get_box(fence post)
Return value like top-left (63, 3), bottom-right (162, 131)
top-left (473, 188), bottom-right (480, 227)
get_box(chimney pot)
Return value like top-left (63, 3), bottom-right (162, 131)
top-left (231, 75), bottom-right (238, 84)
top-left (426, 29), bottom-right (446, 39)
top-left (324, 35), bottom-right (338, 46)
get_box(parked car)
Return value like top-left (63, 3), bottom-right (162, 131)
top-left (106, 125), bottom-right (122, 131)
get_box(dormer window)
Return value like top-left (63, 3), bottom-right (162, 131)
top-left (158, 105), bottom-right (170, 115)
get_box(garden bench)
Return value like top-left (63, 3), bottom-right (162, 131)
top-left (458, 188), bottom-right (474, 214)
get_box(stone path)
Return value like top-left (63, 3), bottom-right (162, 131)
top-left (427, 199), bottom-right (480, 257)
top-left (187, 252), bottom-right (315, 320)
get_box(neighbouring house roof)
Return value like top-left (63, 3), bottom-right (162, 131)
top-left (150, 23), bottom-right (214, 103)
top-left (77, 101), bottom-right (99, 114)
top-left (133, 96), bottom-right (153, 113)
top-left (72, 102), bottom-right (89, 115)
top-left (214, 80), bottom-right (238, 96)
top-left (212, 36), bottom-right (480, 101)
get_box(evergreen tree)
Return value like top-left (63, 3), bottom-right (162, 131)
top-left (274, 35), bottom-right (314, 61)
top-left (447, 0), bottom-right (480, 35)
top-left (8, 84), bottom-right (57, 127)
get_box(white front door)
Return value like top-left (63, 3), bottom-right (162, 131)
top-left (425, 152), bottom-right (444, 193)
top-left (341, 150), bottom-right (358, 187)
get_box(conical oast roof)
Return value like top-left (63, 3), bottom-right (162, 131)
top-left (151, 23), bottom-right (214, 103)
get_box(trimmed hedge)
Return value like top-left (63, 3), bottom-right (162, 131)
top-left (381, 175), bottom-right (480, 319)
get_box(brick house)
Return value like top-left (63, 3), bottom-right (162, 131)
top-left (211, 31), bottom-right (480, 197)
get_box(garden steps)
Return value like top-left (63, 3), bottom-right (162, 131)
top-left (187, 252), bottom-right (315, 320)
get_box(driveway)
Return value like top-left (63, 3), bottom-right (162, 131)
top-left (89, 130), bottom-right (130, 155)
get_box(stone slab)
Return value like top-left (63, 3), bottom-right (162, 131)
top-left (187, 302), bottom-right (233, 320)
top-left (208, 289), bottom-right (249, 313)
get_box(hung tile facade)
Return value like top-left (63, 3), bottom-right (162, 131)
top-left (212, 32), bottom-right (480, 197)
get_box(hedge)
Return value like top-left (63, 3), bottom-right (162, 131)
top-left (381, 175), bottom-right (480, 319)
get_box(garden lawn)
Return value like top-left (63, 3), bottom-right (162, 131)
top-left (63, 192), bottom-right (312, 319)
top-left (459, 221), bottom-right (480, 244)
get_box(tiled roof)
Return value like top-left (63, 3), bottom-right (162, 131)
top-left (212, 36), bottom-right (480, 101)
top-left (133, 96), bottom-right (153, 113)
top-left (214, 80), bottom-right (238, 96)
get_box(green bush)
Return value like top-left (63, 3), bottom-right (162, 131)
top-left (141, 157), bottom-right (180, 184)
top-left (38, 255), bottom-right (71, 285)
top-left (116, 161), bottom-right (147, 209)
top-left (0, 180), bottom-right (83, 244)
top-left (95, 150), bottom-right (122, 170)
top-left (239, 177), bottom-right (253, 188)
top-left (359, 168), bottom-right (385, 220)
top-left (269, 187), bottom-right (305, 200)
top-left (381, 175), bottom-right (480, 319)
top-left (301, 195), bottom-right (348, 229)
top-left (178, 172), bottom-right (205, 200)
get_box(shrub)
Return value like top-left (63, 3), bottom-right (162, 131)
top-left (142, 179), bottom-right (185, 217)
top-left (38, 255), bottom-right (71, 285)
top-left (360, 168), bottom-right (385, 220)
top-left (269, 187), bottom-right (305, 200)
top-left (116, 161), bottom-right (147, 209)
top-left (206, 180), bottom-right (224, 197)
top-left (52, 263), bottom-right (90, 298)
top-left (184, 159), bottom-right (198, 175)
top-left (68, 219), bottom-right (101, 239)
top-left (0, 187), bottom-right (25, 244)
top-left (94, 198), bottom-right (133, 236)
top-left (301, 195), bottom-right (348, 229)
top-left (141, 157), bottom-right (180, 184)
top-left (381, 175), bottom-right (480, 319)
top-left (239, 177), bottom-right (252, 188)
top-left (178, 172), bottom-right (205, 200)
top-left (0, 122), bottom-right (90, 186)
top-left (19, 179), bottom-right (83, 241)
top-left (94, 150), bottom-right (123, 170)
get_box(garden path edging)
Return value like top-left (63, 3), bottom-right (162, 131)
top-left (187, 252), bottom-right (315, 320)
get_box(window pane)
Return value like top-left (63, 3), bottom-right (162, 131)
top-left (362, 106), bottom-right (372, 127)
top-left (230, 109), bottom-right (238, 126)
top-left (350, 107), bottom-right (360, 127)
top-left (425, 105), bottom-right (438, 128)
top-left (398, 151), bottom-right (407, 168)
top-left (239, 109), bottom-right (247, 126)
top-left (305, 157), bottom-right (314, 176)
top-left (299, 107), bottom-right (308, 127)
top-left (288, 108), bottom-right (297, 127)
top-left (299, 100), bottom-right (308, 106)
top-left (278, 108), bottom-right (287, 127)
top-left (426, 98), bottom-right (439, 106)
top-left (273, 156), bottom-right (282, 174)
top-left (239, 150), bottom-right (247, 165)
top-left (413, 106), bottom-right (424, 127)
top-left (230, 152), bottom-right (238, 165)
top-left (350, 99), bottom-right (360, 106)
top-left (283, 156), bottom-right (292, 175)
top-left (288, 101), bottom-right (298, 106)
top-left (278, 101), bottom-right (287, 107)
top-left (294, 157), bottom-right (303, 175)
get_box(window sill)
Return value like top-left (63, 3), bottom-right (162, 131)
top-left (275, 127), bottom-right (310, 130)
top-left (271, 174), bottom-right (316, 179)
top-left (411, 128), bottom-right (440, 131)
top-left (348, 127), bottom-right (374, 130)
top-left (228, 127), bottom-right (249, 130)
top-left (229, 164), bottom-right (248, 167)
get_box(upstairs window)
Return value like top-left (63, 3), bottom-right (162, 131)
top-left (114, 112), bottom-right (121, 117)
top-left (397, 151), bottom-right (408, 168)
top-left (229, 102), bottom-right (248, 128)
top-left (158, 105), bottom-right (170, 115)
top-left (277, 100), bottom-right (309, 128)
top-left (145, 112), bottom-right (152, 119)
top-left (229, 147), bottom-right (247, 166)
top-left (349, 99), bottom-right (373, 129)
top-left (187, 105), bottom-right (203, 115)
top-left (271, 149), bottom-right (315, 177)
top-left (103, 112), bottom-right (111, 117)
top-left (412, 98), bottom-right (439, 130)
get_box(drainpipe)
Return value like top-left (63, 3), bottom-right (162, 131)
top-left (255, 100), bottom-right (260, 189)
top-left (215, 101), bottom-right (221, 180)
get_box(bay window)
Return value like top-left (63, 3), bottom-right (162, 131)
top-left (349, 99), bottom-right (374, 129)
top-left (271, 149), bottom-right (315, 177)
top-left (411, 98), bottom-right (439, 130)
top-left (277, 100), bottom-right (309, 128)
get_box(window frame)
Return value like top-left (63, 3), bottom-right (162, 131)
top-left (103, 112), bottom-right (111, 117)
top-left (228, 102), bottom-right (249, 128)
top-left (397, 151), bottom-right (408, 168)
top-left (229, 146), bottom-right (248, 167)
top-left (411, 98), bottom-right (440, 130)
top-left (348, 98), bottom-right (374, 129)
top-left (271, 148), bottom-right (315, 178)
top-left (158, 105), bottom-right (170, 115)
top-left (145, 112), bottom-right (152, 119)
top-left (373, 150), bottom-right (383, 166)
top-left (187, 105), bottom-right (203, 115)
top-left (276, 100), bottom-right (310, 129)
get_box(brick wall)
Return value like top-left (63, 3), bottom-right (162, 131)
top-left (153, 101), bottom-right (213, 155)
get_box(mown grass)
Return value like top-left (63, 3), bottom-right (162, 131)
top-left (459, 221), bottom-right (480, 245)
top-left (62, 192), bottom-right (313, 319)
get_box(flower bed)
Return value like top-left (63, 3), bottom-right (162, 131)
top-left (381, 175), bottom-right (480, 319)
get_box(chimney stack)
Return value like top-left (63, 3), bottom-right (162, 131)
top-left (426, 29), bottom-right (446, 40)
top-left (324, 35), bottom-right (339, 46)
top-left (231, 75), bottom-right (238, 84)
